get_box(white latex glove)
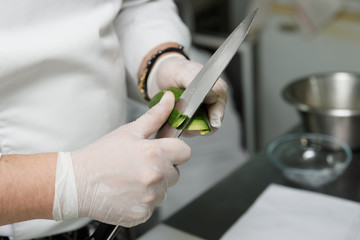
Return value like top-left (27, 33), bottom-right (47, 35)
top-left (147, 54), bottom-right (228, 136)
top-left (53, 92), bottom-right (191, 227)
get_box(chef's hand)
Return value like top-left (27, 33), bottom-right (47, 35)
top-left (52, 92), bottom-right (191, 227)
top-left (147, 54), bottom-right (228, 137)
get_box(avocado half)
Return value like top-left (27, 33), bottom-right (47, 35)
top-left (148, 88), bottom-right (211, 135)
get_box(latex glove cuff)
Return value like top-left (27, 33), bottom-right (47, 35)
top-left (52, 152), bottom-right (79, 221)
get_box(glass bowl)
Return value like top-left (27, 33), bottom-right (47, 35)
top-left (266, 133), bottom-right (352, 188)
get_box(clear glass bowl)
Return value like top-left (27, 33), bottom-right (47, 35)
top-left (266, 133), bottom-right (352, 188)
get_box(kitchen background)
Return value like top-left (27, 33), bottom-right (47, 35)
top-left (128, 0), bottom-right (360, 222)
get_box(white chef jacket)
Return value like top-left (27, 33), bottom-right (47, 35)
top-left (0, 0), bottom-right (190, 239)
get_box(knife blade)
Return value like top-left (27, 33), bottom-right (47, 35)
top-left (155, 8), bottom-right (258, 139)
top-left (84, 8), bottom-right (258, 240)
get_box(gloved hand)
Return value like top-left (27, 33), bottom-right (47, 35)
top-left (52, 92), bottom-right (191, 227)
top-left (147, 54), bottom-right (228, 136)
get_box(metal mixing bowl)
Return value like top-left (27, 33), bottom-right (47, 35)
top-left (283, 72), bottom-right (360, 149)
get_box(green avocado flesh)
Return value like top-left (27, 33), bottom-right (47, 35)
top-left (149, 88), bottom-right (211, 135)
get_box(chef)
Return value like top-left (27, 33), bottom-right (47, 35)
top-left (0, 0), bottom-right (228, 239)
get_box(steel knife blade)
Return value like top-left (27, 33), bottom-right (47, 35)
top-left (156, 8), bottom-right (258, 139)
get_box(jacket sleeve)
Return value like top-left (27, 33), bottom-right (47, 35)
top-left (115, 0), bottom-right (191, 101)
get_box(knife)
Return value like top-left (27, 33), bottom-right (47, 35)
top-left (84, 8), bottom-right (258, 240)
top-left (156, 8), bottom-right (258, 138)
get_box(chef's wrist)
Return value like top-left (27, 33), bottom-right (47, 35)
top-left (146, 53), bottom-right (187, 99)
top-left (138, 42), bottom-right (189, 100)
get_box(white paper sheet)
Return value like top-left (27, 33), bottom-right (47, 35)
top-left (221, 184), bottom-right (360, 240)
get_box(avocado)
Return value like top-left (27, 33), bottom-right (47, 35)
top-left (149, 88), bottom-right (211, 135)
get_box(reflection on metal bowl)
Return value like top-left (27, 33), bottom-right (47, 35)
top-left (283, 72), bottom-right (360, 149)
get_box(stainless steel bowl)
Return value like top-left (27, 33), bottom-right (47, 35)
top-left (283, 72), bottom-right (360, 149)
